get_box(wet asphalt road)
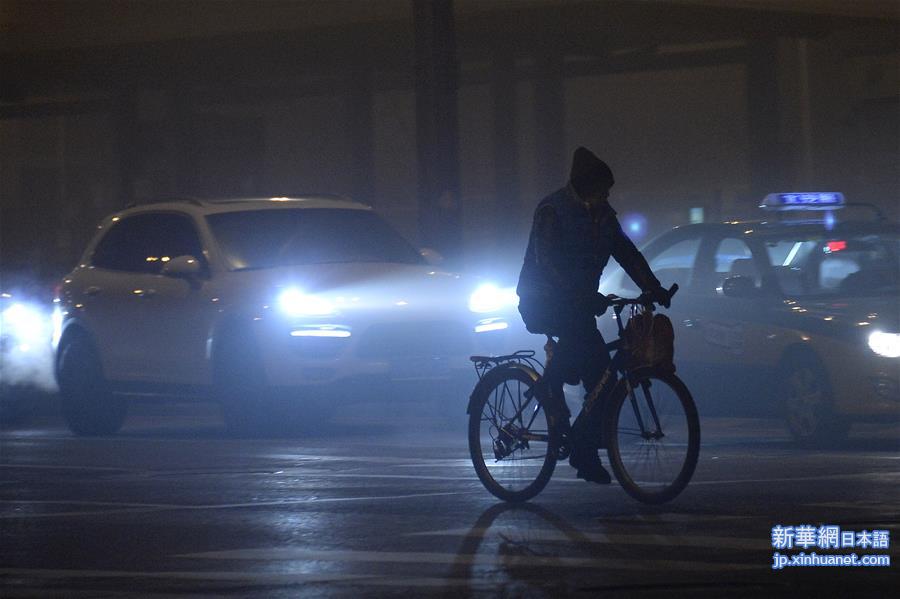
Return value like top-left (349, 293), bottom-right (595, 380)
top-left (1, 397), bottom-right (898, 598)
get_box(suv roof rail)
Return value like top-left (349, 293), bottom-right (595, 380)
top-left (201, 193), bottom-right (365, 204)
top-left (124, 197), bottom-right (207, 209)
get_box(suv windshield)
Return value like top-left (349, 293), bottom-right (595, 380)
top-left (762, 231), bottom-right (899, 297)
top-left (207, 209), bottom-right (424, 270)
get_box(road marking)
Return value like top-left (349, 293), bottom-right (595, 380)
top-left (189, 490), bottom-right (470, 509)
top-left (404, 527), bottom-right (767, 550)
top-left (0, 491), bottom-right (471, 519)
top-left (0, 567), bottom-right (371, 584)
top-left (0, 567), bottom-right (749, 590)
top-left (687, 471), bottom-right (899, 486)
top-left (0, 463), bottom-right (141, 473)
top-left (177, 547), bottom-right (758, 572)
top-left (0, 507), bottom-right (170, 520)
top-left (603, 513), bottom-right (755, 523)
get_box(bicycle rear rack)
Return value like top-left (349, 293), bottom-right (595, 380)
top-left (469, 350), bottom-right (543, 380)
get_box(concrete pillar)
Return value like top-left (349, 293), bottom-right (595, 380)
top-left (533, 51), bottom-right (566, 190)
top-left (413, 0), bottom-right (461, 261)
top-left (746, 37), bottom-right (790, 202)
top-left (116, 87), bottom-right (138, 206)
top-left (490, 51), bottom-right (520, 244)
top-left (346, 68), bottom-right (375, 205)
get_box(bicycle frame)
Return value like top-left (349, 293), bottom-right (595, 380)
top-left (471, 286), bottom-right (677, 451)
top-left (562, 301), bottom-right (665, 440)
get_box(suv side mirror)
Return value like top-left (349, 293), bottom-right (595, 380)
top-left (419, 247), bottom-right (444, 266)
top-left (719, 275), bottom-right (758, 298)
top-left (161, 255), bottom-right (202, 279)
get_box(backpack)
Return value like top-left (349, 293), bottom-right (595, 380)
top-left (623, 310), bottom-right (676, 372)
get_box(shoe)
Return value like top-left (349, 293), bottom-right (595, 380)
top-left (576, 462), bottom-right (612, 485)
top-left (569, 448), bottom-right (612, 485)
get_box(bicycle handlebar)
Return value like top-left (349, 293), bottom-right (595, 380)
top-left (605, 283), bottom-right (679, 309)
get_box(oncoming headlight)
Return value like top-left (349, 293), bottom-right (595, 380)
top-left (277, 288), bottom-right (335, 317)
top-left (468, 283), bottom-right (518, 314)
top-left (1, 302), bottom-right (47, 347)
top-left (868, 331), bottom-right (900, 358)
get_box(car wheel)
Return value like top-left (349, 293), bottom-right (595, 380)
top-left (57, 336), bottom-right (127, 436)
top-left (215, 333), bottom-right (271, 437)
top-left (781, 353), bottom-right (849, 447)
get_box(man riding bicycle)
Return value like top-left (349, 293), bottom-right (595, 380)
top-left (516, 147), bottom-right (670, 484)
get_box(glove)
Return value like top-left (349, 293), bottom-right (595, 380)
top-left (649, 286), bottom-right (671, 308)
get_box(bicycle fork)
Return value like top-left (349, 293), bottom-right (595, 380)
top-left (627, 379), bottom-right (665, 441)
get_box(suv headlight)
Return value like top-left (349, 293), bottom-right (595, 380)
top-left (468, 283), bottom-right (518, 314)
top-left (1, 302), bottom-right (46, 348)
top-left (868, 331), bottom-right (900, 358)
top-left (278, 288), bottom-right (335, 317)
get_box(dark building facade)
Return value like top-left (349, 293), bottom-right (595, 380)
top-left (1, 0), bottom-right (897, 278)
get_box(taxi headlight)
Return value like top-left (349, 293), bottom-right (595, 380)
top-left (277, 288), bottom-right (335, 317)
top-left (468, 283), bottom-right (518, 314)
top-left (868, 331), bottom-right (900, 358)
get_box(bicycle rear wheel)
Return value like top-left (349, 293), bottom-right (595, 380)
top-left (468, 366), bottom-right (559, 502)
top-left (604, 369), bottom-right (700, 504)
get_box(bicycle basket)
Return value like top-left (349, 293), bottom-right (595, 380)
top-left (623, 307), bottom-right (676, 372)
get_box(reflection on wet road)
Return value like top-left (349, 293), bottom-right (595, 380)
top-left (1, 402), bottom-right (897, 597)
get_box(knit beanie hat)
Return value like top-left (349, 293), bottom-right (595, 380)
top-left (569, 147), bottom-right (615, 196)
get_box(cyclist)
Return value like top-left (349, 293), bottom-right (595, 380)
top-left (516, 147), bottom-right (670, 484)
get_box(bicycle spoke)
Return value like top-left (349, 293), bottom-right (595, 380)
top-left (470, 369), bottom-right (557, 500)
top-left (610, 373), bottom-right (697, 502)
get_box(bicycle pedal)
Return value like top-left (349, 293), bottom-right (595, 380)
top-left (556, 438), bottom-right (571, 460)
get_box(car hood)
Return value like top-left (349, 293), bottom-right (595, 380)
top-left (222, 262), bottom-right (479, 315)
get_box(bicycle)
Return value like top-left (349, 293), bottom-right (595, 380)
top-left (466, 284), bottom-right (700, 504)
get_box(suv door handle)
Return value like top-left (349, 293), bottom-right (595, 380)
top-left (134, 288), bottom-right (157, 299)
top-left (84, 286), bottom-right (102, 296)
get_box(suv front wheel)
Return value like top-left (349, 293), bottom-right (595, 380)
top-left (57, 335), bottom-right (127, 436)
top-left (215, 331), bottom-right (272, 436)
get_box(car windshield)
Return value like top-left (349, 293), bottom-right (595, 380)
top-left (762, 231), bottom-right (900, 297)
top-left (207, 209), bottom-right (424, 270)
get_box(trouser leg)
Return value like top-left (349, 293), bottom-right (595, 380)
top-left (537, 357), bottom-right (570, 426)
top-left (570, 327), bottom-right (610, 449)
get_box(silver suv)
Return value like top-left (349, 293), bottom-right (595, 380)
top-left (55, 196), bottom-right (521, 435)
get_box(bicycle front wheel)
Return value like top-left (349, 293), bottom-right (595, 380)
top-left (468, 366), bottom-right (559, 503)
top-left (605, 369), bottom-right (700, 504)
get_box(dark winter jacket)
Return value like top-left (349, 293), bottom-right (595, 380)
top-left (516, 184), bottom-right (660, 307)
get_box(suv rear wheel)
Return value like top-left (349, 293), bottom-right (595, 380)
top-left (58, 335), bottom-right (127, 436)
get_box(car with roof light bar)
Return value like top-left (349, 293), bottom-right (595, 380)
top-left (599, 191), bottom-right (899, 446)
top-left (761, 192), bottom-right (845, 211)
top-left (54, 196), bottom-right (522, 436)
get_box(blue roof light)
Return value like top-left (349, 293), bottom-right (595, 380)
top-left (760, 192), bottom-right (845, 211)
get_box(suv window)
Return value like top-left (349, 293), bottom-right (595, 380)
top-left (206, 209), bottom-right (423, 270)
top-left (91, 213), bottom-right (204, 273)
